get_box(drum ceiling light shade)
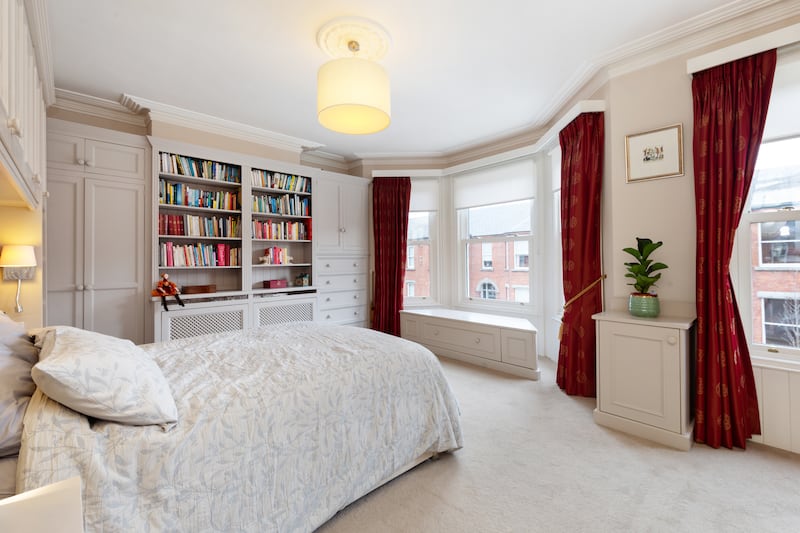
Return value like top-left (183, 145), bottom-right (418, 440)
top-left (317, 57), bottom-right (390, 135)
top-left (316, 17), bottom-right (392, 135)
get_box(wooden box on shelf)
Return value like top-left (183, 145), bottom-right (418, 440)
top-left (181, 284), bottom-right (217, 294)
top-left (263, 279), bottom-right (288, 289)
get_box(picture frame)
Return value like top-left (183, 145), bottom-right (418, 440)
top-left (625, 124), bottom-right (684, 182)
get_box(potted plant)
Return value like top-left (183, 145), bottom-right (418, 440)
top-left (623, 237), bottom-right (668, 317)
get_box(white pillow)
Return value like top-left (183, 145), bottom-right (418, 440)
top-left (31, 327), bottom-right (177, 429)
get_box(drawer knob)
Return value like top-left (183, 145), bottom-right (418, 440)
top-left (433, 329), bottom-right (439, 336)
top-left (475, 337), bottom-right (481, 344)
top-left (353, 311), bottom-right (358, 316)
top-left (353, 278), bottom-right (357, 283)
top-left (325, 297), bottom-right (331, 302)
top-left (325, 263), bottom-right (331, 268)
top-left (326, 280), bottom-right (331, 285)
top-left (667, 336), bottom-right (677, 345)
top-left (353, 263), bottom-right (358, 267)
top-left (326, 314), bottom-right (331, 319)
top-left (353, 294), bottom-right (358, 300)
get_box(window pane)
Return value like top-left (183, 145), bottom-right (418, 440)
top-left (759, 221), bottom-right (799, 265)
top-left (749, 137), bottom-right (800, 212)
top-left (467, 239), bottom-right (530, 302)
top-left (467, 200), bottom-right (532, 237)
top-left (404, 212), bottom-right (431, 298)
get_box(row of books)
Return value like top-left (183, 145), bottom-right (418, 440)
top-left (260, 246), bottom-right (291, 265)
top-left (160, 180), bottom-right (240, 211)
top-left (159, 213), bottom-right (240, 238)
top-left (160, 242), bottom-right (241, 268)
top-left (251, 219), bottom-right (308, 241)
top-left (160, 152), bottom-right (241, 183)
top-left (252, 193), bottom-right (310, 217)
top-left (251, 169), bottom-right (311, 193)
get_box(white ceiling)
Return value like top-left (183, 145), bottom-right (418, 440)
top-left (45, 0), bottom-right (766, 160)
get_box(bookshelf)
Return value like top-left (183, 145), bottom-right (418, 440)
top-left (250, 168), bottom-right (313, 294)
top-left (157, 151), bottom-right (243, 293)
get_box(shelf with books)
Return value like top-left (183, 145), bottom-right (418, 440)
top-left (251, 168), bottom-right (311, 193)
top-left (155, 149), bottom-right (244, 296)
top-left (160, 152), bottom-right (242, 184)
top-left (251, 192), bottom-right (310, 218)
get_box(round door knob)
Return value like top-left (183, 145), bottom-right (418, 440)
top-left (76, 284), bottom-right (84, 291)
top-left (339, 227), bottom-right (346, 233)
top-left (667, 336), bottom-right (677, 345)
top-left (77, 158), bottom-right (85, 165)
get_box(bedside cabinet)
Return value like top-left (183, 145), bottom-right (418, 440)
top-left (592, 311), bottom-right (695, 450)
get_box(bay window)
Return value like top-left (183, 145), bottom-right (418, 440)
top-left (454, 158), bottom-right (535, 309)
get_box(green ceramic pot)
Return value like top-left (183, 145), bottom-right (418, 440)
top-left (629, 293), bottom-right (660, 318)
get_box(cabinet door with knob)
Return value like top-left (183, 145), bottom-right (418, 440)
top-left (47, 133), bottom-right (146, 181)
top-left (312, 175), bottom-right (368, 254)
top-left (593, 312), bottom-right (695, 450)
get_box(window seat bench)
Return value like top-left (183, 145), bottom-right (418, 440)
top-left (399, 308), bottom-right (539, 380)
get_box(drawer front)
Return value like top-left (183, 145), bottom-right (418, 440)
top-left (317, 256), bottom-right (367, 274)
top-left (317, 273), bottom-right (368, 291)
top-left (318, 305), bottom-right (368, 324)
top-left (421, 321), bottom-right (500, 360)
top-left (319, 289), bottom-right (366, 310)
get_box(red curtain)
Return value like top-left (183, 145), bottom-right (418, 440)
top-left (557, 112), bottom-right (604, 397)
top-left (372, 177), bottom-right (411, 336)
top-left (692, 49), bottom-right (776, 449)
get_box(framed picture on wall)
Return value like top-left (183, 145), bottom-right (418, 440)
top-left (625, 124), bottom-right (684, 182)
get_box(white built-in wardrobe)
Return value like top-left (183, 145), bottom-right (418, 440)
top-left (45, 119), bottom-right (149, 344)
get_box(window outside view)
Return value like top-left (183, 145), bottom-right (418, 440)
top-left (404, 211), bottom-right (432, 299)
top-left (746, 136), bottom-right (800, 351)
top-left (463, 199), bottom-right (531, 303)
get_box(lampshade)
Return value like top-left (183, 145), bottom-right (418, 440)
top-left (0, 245), bottom-right (37, 267)
top-left (317, 57), bottom-right (391, 135)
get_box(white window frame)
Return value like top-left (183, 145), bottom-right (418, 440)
top-left (513, 240), bottom-right (530, 271)
top-left (406, 280), bottom-right (416, 297)
top-left (406, 245), bottom-right (415, 270)
top-left (456, 199), bottom-right (535, 313)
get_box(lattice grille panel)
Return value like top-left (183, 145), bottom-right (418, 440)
top-left (259, 302), bottom-right (314, 327)
top-left (168, 310), bottom-right (244, 340)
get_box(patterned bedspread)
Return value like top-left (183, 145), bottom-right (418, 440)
top-left (17, 323), bottom-right (463, 532)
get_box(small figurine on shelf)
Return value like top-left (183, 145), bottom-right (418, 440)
top-left (295, 273), bottom-right (309, 287)
top-left (152, 273), bottom-right (185, 311)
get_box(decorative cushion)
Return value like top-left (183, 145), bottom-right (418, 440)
top-left (31, 327), bottom-right (177, 429)
top-left (0, 313), bottom-right (38, 457)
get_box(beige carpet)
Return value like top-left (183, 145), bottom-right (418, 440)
top-left (318, 356), bottom-right (800, 533)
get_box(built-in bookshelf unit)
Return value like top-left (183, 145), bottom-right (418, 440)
top-left (150, 139), bottom-right (326, 341)
top-left (157, 151), bottom-right (243, 294)
top-left (250, 168), bottom-right (313, 294)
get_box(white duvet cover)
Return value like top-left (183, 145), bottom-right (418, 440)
top-left (17, 323), bottom-right (463, 532)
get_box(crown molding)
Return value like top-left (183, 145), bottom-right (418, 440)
top-left (120, 94), bottom-right (324, 155)
top-left (299, 149), bottom-right (351, 172)
top-left (51, 88), bottom-right (147, 127)
top-left (24, 0), bottom-right (55, 105)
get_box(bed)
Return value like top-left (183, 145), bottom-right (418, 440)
top-left (1, 317), bottom-right (462, 532)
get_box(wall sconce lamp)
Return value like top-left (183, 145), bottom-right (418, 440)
top-left (316, 17), bottom-right (391, 135)
top-left (0, 245), bottom-right (37, 313)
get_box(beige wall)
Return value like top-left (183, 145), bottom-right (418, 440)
top-left (0, 204), bottom-right (43, 327)
top-left (602, 54), bottom-right (697, 317)
top-left (150, 121), bottom-right (302, 164)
